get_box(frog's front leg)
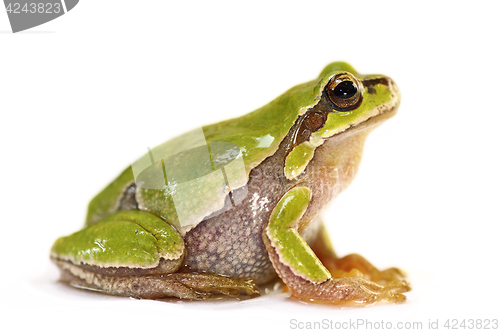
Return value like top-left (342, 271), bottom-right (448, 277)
top-left (310, 224), bottom-right (406, 284)
top-left (263, 187), bottom-right (410, 305)
top-left (51, 210), bottom-right (258, 299)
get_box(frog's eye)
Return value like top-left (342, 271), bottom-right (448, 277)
top-left (326, 73), bottom-right (362, 111)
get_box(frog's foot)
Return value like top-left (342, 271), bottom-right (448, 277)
top-left (310, 224), bottom-right (406, 285)
top-left (264, 190), bottom-right (410, 305)
top-left (55, 260), bottom-right (259, 300)
top-left (331, 254), bottom-right (405, 284)
top-left (266, 243), bottom-right (410, 305)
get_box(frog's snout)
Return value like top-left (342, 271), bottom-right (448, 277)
top-left (362, 76), bottom-right (400, 107)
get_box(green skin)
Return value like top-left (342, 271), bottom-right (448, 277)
top-left (51, 62), bottom-right (408, 303)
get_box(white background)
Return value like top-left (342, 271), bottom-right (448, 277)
top-left (1, 1), bottom-right (499, 332)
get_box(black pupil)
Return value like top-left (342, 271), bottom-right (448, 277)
top-left (333, 81), bottom-right (357, 99)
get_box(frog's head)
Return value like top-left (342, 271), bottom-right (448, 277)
top-left (202, 61), bottom-right (400, 182)
top-left (308, 61), bottom-right (400, 141)
top-left (282, 62), bottom-right (400, 180)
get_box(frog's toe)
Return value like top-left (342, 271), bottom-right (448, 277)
top-left (175, 273), bottom-right (260, 298)
top-left (319, 251), bottom-right (407, 285)
top-left (385, 279), bottom-right (411, 293)
top-left (373, 267), bottom-right (407, 284)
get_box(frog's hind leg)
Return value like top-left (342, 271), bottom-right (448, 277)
top-left (55, 260), bottom-right (259, 299)
top-left (51, 210), bottom-right (259, 300)
top-left (310, 223), bottom-right (406, 285)
top-left (56, 260), bottom-right (200, 299)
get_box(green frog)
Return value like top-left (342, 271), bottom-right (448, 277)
top-left (51, 62), bottom-right (410, 305)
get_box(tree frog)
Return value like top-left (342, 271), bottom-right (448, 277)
top-left (51, 62), bottom-right (410, 304)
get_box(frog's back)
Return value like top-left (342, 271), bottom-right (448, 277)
top-left (85, 76), bottom-right (325, 235)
